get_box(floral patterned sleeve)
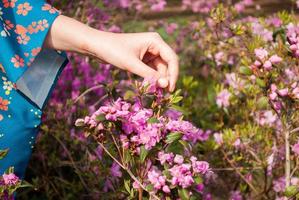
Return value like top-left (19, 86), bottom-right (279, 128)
top-left (0, 0), bottom-right (68, 180)
top-left (0, 0), bottom-right (69, 109)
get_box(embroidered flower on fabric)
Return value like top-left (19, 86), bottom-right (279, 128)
top-left (36, 19), bottom-right (49, 31)
top-left (42, 3), bottom-right (58, 14)
top-left (17, 34), bottom-right (30, 44)
top-left (2, 0), bottom-right (17, 8)
top-left (17, 2), bottom-right (33, 16)
top-left (15, 24), bottom-right (27, 36)
top-left (31, 47), bottom-right (41, 56)
top-left (0, 97), bottom-right (10, 111)
top-left (2, 76), bottom-right (14, 95)
top-left (27, 21), bottom-right (38, 34)
top-left (11, 54), bottom-right (25, 68)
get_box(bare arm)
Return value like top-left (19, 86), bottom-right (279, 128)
top-left (44, 15), bottom-right (179, 92)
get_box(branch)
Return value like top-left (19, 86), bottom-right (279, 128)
top-left (97, 141), bottom-right (160, 200)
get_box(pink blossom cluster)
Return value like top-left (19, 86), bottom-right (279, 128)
top-left (148, 0), bottom-right (167, 11)
top-left (234, 0), bottom-right (253, 12)
top-left (216, 89), bottom-right (231, 108)
top-left (251, 21), bottom-right (273, 42)
top-left (166, 120), bottom-right (211, 143)
top-left (292, 140), bottom-right (299, 155)
top-left (1, 173), bottom-right (19, 186)
top-left (182, 0), bottom-right (218, 13)
top-left (268, 82), bottom-right (299, 112)
top-left (251, 48), bottom-right (282, 71)
top-left (287, 23), bottom-right (299, 58)
top-left (76, 83), bottom-right (211, 151)
top-left (255, 110), bottom-right (277, 127)
top-left (147, 151), bottom-right (210, 193)
top-left (273, 176), bottom-right (299, 193)
top-left (225, 73), bottom-right (245, 93)
top-left (147, 167), bottom-right (170, 193)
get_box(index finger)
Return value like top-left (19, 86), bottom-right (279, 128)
top-left (156, 39), bottom-right (179, 92)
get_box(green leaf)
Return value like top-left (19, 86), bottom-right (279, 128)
top-left (257, 96), bottom-right (269, 109)
top-left (0, 148), bottom-right (9, 160)
top-left (124, 90), bottom-right (136, 100)
top-left (166, 132), bottom-right (182, 144)
top-left (171, 96), bottom-right (183, 104)
top-left (145, 184), bottom-right (154, 192)
top-left (123, 150), bottom-right (132, 165)
top-left (256, 78), bottom-right (266, 88)
top-left (194, 176), bottom-right (203, 184)
top-left (147, 117), bottom-right (160, 124)
top-left (166, 140), bottom-right (184, 154)
top-left (284, 185), bottom-right (298, 197)
top-left (124, 179), bottom-right (131, 194)
top-left (139, 145), bottom-right (149, 163)
top-left (96, 114), bottom-right (106, 122)
top-left (178, 188), bottom-right (190, 200)
top-left (239, 66), bottom-right (252, 75)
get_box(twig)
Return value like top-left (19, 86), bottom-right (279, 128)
top-left (73, 84), bottom-right (105, 104)
top-left (50, 133), bottom-right (89, 191)
top-left (97, 142), bottom-right (160, 200)
top-left (291, 127), bottom-right (299, 134)
top-left (285, 123), bottom-right (291, 187)
top-left (221, 150), bottom-right (261, 196)
top-left (212, 167), bottom-right (263, 171)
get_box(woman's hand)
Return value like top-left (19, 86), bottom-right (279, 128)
top-left (44, 15), bottom-right (179, 92)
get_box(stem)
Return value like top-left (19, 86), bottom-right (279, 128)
top-left (73, 84), bottom-right (105, 104)
top-left (221, 150), bottom-right (268, 198)
top-left (138, 187), bottom-right (143, 200)
top-left (97, 141), bottom-right (160, 200)
top-left (51, 133), bottom-right (89, 191)
top-left (285, 125), bottom-right (291, 187)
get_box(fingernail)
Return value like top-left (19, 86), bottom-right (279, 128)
top-left (169, 84), bottom-right (175, 92)
top-left (158, 77), bottom-right (169, 88)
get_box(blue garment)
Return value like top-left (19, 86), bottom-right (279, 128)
top-left (0, 0), bottom-right (68, 179)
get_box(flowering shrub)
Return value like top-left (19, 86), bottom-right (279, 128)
top-left (0, 149), bottom-right (31, 199)
top-left (75, 80), bottom-right (211, 199)
top-left (13, 0), bottom-right (299, 199)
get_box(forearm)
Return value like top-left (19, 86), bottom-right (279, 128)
top-left (44, 15), bottom-right (97, 56)
top-left (44, 14), bottom-right (179, 91)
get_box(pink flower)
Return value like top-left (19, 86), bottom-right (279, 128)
top-left (277, 88), bottom-right (289, 97)
top-left (162, 185), bottom-right (170, 193)
top-left (269, 55), bottom-right (283, 64)
top-left (190, 156), bottom-right (210, 174)
top-left (269, 91), bottom-right (278, 100)
top-left (263, 60), bottom-right (272, 70)
top-left (147, 167), bottom-right (168, 191)
top-left (150, 0), bottom-right (167, 12)
top-left (2, 173), bottom-right (19, 186)
top-left (174, 154), bottom-right (184, 164)
top-left (166, 120), bottom-right (210, 143)
top-left (158, 151), bottom-right (174, 165)
top-left (165, 23), bottom-right (178, 34)
top-left (169, 164), bottom-right (194, 188)
top-left (292, 141), bottom-right (299, 155)
top-left (110, 162), bottom-right (122, 178)
top-left (225, 73), bottom-right (244, 92)
top-left (254, 48), bottom-right (269, 60)
top-left (216, 89), bottom-right (231, 108)
top-left (255, 110), bottom-right (277, 126)
top-left (230, 190), bottom-right (243, 200)
top-left (213, 132), bottom-right (223, 145)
